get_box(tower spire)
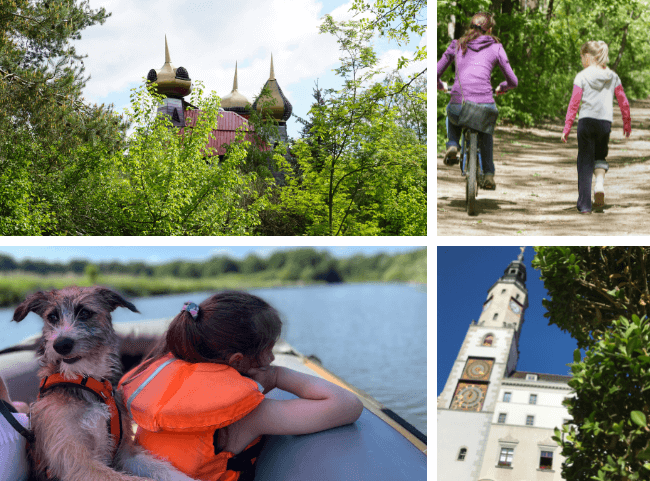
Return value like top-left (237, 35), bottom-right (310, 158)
top-left (233, 61), bottom-right (238, 90)
top-left (164, 34), bottom-right (171, 64)
top-left (269, 53), bottom-right (275, 80)
top-left (518, 246), bottom-right (525, 262)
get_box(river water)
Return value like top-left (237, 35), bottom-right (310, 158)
top-left (1, 283), bottom-right (426, 436)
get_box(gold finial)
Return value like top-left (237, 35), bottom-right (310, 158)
top-left (233, 61), bottom-right (238, 91)
top-left (164, 35), bottom-right (171, 64)
top-left (518, 246), bottom-right (525, 261)
top-left (269, 53), bottom-right (275, 81)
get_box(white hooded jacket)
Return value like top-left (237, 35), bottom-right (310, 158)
top-left (574, 65), bottom-right (622, 122)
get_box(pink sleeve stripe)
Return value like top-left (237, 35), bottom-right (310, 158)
top-left (563, 85), bottom-right (583, 137)
top-left (615, 84), bottom-right (632, 134)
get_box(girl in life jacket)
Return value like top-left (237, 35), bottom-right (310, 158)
top-left (118, 291), bottom-right (363, 481)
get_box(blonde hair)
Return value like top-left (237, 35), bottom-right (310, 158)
top-left (581, 41), bottom-right (609, 67)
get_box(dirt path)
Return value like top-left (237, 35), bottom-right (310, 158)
top-left (437, 99), bottom-right (650, 235)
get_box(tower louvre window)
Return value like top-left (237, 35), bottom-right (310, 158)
top-left (493, 313), bottom-right (498, 320)
top-left (457, 448), bottom-right (467, 461)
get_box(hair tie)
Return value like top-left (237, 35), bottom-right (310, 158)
top-left (182, 302), bottom-right (200, 321)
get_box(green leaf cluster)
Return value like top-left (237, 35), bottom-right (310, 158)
top-left (553, 315), bottom-right (650, 481)
top-left (532, 247), bottom-right (650, 349)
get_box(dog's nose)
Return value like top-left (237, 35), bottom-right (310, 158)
top-left (53, 338), bottom-right (75, 356)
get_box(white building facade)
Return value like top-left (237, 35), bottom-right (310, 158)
top-left (438, 249), bottom-right (573, 481)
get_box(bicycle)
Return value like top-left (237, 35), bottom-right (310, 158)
top-left (442, 84), bottom-right (502, 216)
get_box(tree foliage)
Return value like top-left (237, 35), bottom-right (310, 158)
top-left (552, 315), bottom-right (650, 481)
top-left (532, 246), bottom-right (650, 349)
top-left (0, 0), bottom-right (128, 234)
top-left (533, 246), bottom-right (650, 480)
top-left (281, 7), bottom-right (427, 235)
top-left (94, 82), bottom-right (270, 235)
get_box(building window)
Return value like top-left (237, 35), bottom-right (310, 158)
top-left (515, 293), bottom-right (520, 300)
top-left (483, 335), bottom-right (494, 346)
top-left (498, 413), bottom-right (507, 424)
top-left (526, 415), bottom-right (535, 426)
top-left (539, 451), bottom-right (553, 470)
top-left (457, 447), bottom-right (467, 461)
top-left (526, 374), bottom-right (538, 381)
top-left (501, 289), bottom-right (506, 294)
top-left (498, 447), bottom-right (514, 467)
top-left (503, 392), bottom-right (511, 402)
top-left (493, 313), bottom-right (499, 320)
top-left (529, 394), bottom-right (537, 404)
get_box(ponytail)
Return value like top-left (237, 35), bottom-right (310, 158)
top-left (458, 12), bottom-right (500, 55)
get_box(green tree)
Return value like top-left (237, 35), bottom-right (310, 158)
top-left (533, 246), bottom-right (650, 480)
top-left (532, 246), bottom-right (650, 349)
top-left (280, 14), bottom-right (426, 235)
top-left (0, 0), bottom-right (128, 234)
top-left (85, 264), bottom-right (99, 284)
top-left (93, 82), bottom-right (269, 235)
top-left (552, 316), bottom-right (650, 481)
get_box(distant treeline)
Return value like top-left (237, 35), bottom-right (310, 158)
top-left (0, 248), bottom-right (426, 284)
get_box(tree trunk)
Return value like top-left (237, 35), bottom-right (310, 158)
top-left (612, 23), bottom-right (629, 71)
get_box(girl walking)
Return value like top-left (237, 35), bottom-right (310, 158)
top-left (561, 40), bottom-right (632, 213)
top-left (437, 12), bottom-right (518, 190)
top-left (119, 291), bottom-right (363, 481)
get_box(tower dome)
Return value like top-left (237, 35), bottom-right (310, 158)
top-left (252, 54), bottom-right (292, 122)
top-left (146, 35), bottom-right (192, 98)
top-left (221, 62), bottom-right (252, 115)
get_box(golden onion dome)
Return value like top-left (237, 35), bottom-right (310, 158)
top-left (221, 62), bottom-right (252, 113)
top-left (146, 35), bottom-right (192, 98)
top-left (252, 54), bottom-right (292, 122)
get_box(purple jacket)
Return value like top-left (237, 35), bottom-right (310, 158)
top-left (437, 36), bottom-right (518, 104)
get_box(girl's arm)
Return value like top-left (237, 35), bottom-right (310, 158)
top-left (224, 367), bottom-right (363, 454)
top-left (437, 40), bottom-right (457, 91)
top-left (615, 84), bottom-right (632, 137)
top-left (496, 45), bottom-right (518, 93)
top-left (562, 85), bottom-right (583, 142)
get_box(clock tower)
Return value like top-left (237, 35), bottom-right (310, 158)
top-left (437, 248), bottom-right (529, 481)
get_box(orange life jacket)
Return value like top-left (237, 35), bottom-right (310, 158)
top-left (118, 353), bottom-right (265, 481)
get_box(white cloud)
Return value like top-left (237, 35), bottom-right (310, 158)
top-left (75, 0), bottom-right (342, 106)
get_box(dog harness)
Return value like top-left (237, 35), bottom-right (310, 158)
top-left (118, 353), bottom-right (265, 481)
top-left (39, 374), bottom-right (123, 461)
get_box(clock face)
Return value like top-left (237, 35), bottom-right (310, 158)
top-left (451, 383), bottom-right (487, 411)
top-left (509, 299), bottom-right (522, 314)
top-left (463, 358), bottom-right (494, 381)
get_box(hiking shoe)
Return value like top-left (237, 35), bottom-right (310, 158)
top-left (482, 174), bottom-right (496, 190)
top-left (594, 192), bottom-right (605, 211)
top-left (444, 146), bottom-right (459, 166)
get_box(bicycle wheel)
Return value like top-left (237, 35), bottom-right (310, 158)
top-left (466, 131), bottom-right (478, 215)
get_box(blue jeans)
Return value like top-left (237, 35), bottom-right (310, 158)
top-left (446, 103), bottom-right (498, 175)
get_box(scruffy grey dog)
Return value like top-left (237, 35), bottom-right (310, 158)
top-left (13, 286), bottom-right (198, 481)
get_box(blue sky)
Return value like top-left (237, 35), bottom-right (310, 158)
top-left (71, 0), bottom-right (426, 139)
top-left (0, 246), bottom-right (423, 265)
top-left (437, 246), bottom-right (580, 397)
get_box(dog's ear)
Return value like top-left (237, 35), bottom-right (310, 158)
top-left (13, 291), bottom-right (51, 322)
top-left (92, 287), bottom-right (140, 313)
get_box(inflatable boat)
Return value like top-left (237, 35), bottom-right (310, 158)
top-left (0, 318), bottom-right (427, 480)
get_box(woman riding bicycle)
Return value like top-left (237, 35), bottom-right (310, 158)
top-left (437, 12), bottom-right (518, 190)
